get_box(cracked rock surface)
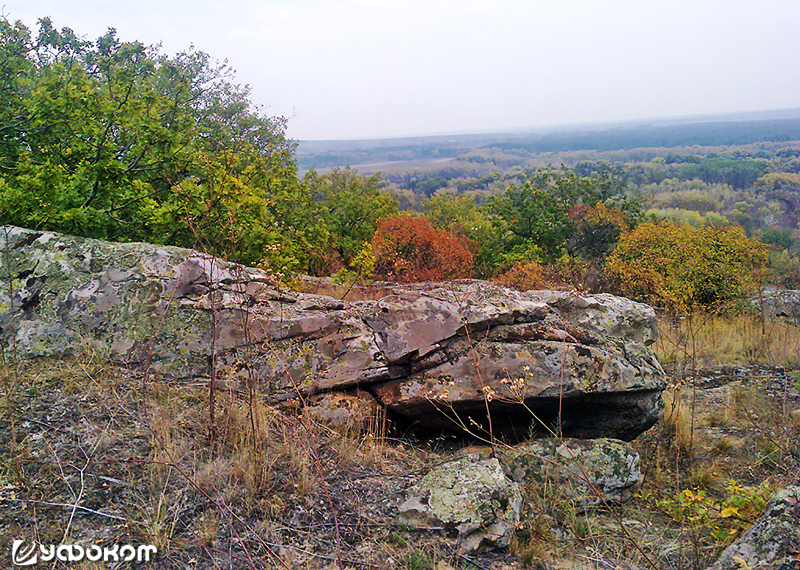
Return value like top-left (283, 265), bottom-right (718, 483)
top-left (1, 226), bottom-right (666, 441)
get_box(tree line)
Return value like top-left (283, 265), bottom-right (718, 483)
top-left (0, 17), bottom-right (787, 314)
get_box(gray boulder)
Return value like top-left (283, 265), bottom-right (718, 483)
top-left (754, 287), bottom-right (800, 325)
top-left (498, 438), bottom-right (641, 506)
top-left (706, 485), bottom-right (800, 570)
top-left (0, 226), bottom-right (666, 441)
top-left (398, 455), bottom-right (522, 552)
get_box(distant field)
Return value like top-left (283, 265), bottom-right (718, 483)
top-left (297, 109), bottom-right (800, 174)
top-left (307, 157), bottom-right (460, 175)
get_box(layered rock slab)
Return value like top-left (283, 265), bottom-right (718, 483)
top-left (368, 284), bottom-right (665, 440)
top-left (0, 226), bottom-right (666, 440)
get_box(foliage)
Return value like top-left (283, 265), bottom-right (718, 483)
top-left (302, 167), bottom-right (398, 274)
top-left (567, 202), bottom-right (632, 260)
top-left (5, 17), bottom-right (800, 291)
top-left (371, 215), bottom-right (474, 282)
top-left (639, 481), bottom-right (772, 545)
top-left (766, 249), bottom-right (800, 288)
top-left (544, 253), bottom-right (605, 291)
top-left (333, 242), bottom-right (376, 285)
top-left (487, 164), bottom-right (627, 262)
top-left (606, 221), bottom-right (769, 313)
top-left (760, 227), bottom-right (794, 250)
top-left (422, 193), bottom-right (504, 277)
top-left (0, 16), bottom-right (297, 267)
top-left (755, 171), bottom-right (800, 227)
top-left (493, 260), bottom-right (546, 291)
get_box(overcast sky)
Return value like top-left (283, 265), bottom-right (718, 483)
top-left (3, 1), bottom-right (799, 141)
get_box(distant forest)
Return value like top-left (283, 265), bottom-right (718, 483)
top-left (298, 112), bottom-right (800, 171)
top-left (296, 112), bottom-right (800, 300)
top-left (298, 113), bottom-right (800, 222)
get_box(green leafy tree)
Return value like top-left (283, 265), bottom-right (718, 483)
top-left (680, 155), bottom-right (769, 190)
top-left (0, 20), bottom-right (195, 239)
top-left (487, 164), bottom-right (627, 263)
top-left (303, 167), bottom-right (397, 274)
top-left (0, 17), bottom-right (298, 268)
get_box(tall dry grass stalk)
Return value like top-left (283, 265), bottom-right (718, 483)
top-left (656, 312), bottom-right (800, 370)
top-left (661, 390), bottom-right (694, 457)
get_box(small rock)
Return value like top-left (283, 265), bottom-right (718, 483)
top-left (498, 438), bottom-right (641, 506)
top-left (399, 455), bottom-right (522, 552)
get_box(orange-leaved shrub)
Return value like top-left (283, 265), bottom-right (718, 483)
top-left (494, 260), bottom-right (547, 291)
top-left (371, 215), bottom-right (474, 282)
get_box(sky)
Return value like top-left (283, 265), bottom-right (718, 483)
top-left (3, 0), bottom-right (799, 141)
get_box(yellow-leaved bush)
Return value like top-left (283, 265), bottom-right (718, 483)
top-left (605, 221), bottom-right (768, 313)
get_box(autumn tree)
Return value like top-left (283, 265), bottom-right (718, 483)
top-left (422, 193), bottom-right (503, 278)
top-left (605, 221), bottom-right (768, 313)
top-left (567, 203), bottom-right (632, 261)
top-left (371, 215), bottom-right (474, 282)
top-left (487, 164), bottom-right (627, 263)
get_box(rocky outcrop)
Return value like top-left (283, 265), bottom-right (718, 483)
top-left (499, 438), bottom-right (641, 506)
top-left (398, 455), bottom-right (522, 552)
top-left (366, 285), bottom-right (665, 441)
top-left (0, 226), bottom-right (666, 440)
top-left (706, 485), bottom-right (800, 570)
top-left (754, 287), bottom-right (800, 325)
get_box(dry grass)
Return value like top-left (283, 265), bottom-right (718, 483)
top-left (709, 436), bottom-right (745, 454)
top-left (3, 348), bottom-right (505, 569)
top-left (661, 389), bottom-right (696, 456)
top-left (655, 311), bottom-right (800, 370)
top-left (1, 309), bottom-right (799, 569)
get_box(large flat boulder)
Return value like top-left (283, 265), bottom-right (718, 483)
top-left (367, 283), bottom-right (665, 440)
top-left (0, 226), bottom-right (666, 440)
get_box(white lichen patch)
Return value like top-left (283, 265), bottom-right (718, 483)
top-left (399, 455), bottom-right (521, 552)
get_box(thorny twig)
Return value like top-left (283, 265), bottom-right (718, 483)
top-left (26, 500), bottom-right (127, 521)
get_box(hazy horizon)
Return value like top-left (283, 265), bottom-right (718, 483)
top-left (296, 107), bottom-right (800, 144)
top-left (5, 1), bottom-right (799, 141)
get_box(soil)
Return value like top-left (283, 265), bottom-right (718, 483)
top-left (1, 356), bottom-right (798, 569)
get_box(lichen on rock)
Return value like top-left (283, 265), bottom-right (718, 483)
top-left (498, 438), bottom-right (641, 507)
top-left (706, 485), bottom-right (800, 570)
top-left (399, 455), bottom-right (522, 552)
top-left (1, 226), bottom-right (666, 441)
